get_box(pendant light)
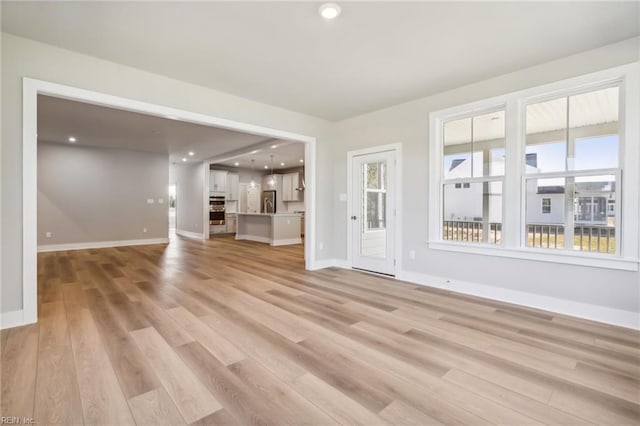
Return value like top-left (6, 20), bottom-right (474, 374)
top-left (268, 154), bottom-right (275, 188)
top-left (250, 159), bottom-right (256, 188)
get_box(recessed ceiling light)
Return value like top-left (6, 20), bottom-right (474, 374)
top-left (188, 151), bottom-right (194, 156)
top-left (280, 162), bottom-right (285, 166)
top-left (182, 158), bottom-right (187, 162)
top-left (251, 150), bottom-right (258, 154)
top-left (299, 159), bottom-right (304, 163)
top-left (234, 162), bottom-right (240, 166)
top-left (68, 136), bottom-right (77, 143)
top-left (271, 145), bottom-right (277, 149)
top-left (319, 3), bottom-right (341, 19)
top-left (264, 165), bottom-right (268, 169)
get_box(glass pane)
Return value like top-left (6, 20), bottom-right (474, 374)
top-left (361, 160), bottom-right (387, 259)
top-left (443, 117), bottom-right (472, 179)
top-left (472, 110), bottom-right (505, 177)
top-left (442, 181), bottom-right (502, 244)
top-left (366, 162), bottom-right (385, 190)
top-left (574, 175), bottom-right (616, 253)
top-left (525, 175), bottom-right (616, 253)
top-left (569, 86), bottom-right (619, 171)
top-left (525, 97), bottom-right (567, 174)
top-left (526, 177), bottom-right (566, 249)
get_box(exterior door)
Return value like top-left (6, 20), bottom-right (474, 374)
top-left (351, 150), bottom-right (396, 275)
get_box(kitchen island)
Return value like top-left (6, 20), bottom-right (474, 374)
top-left (236, 213), bottom-right (302, 246)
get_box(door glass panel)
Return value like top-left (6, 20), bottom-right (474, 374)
top-left (362, 161), bottom-right (387, 258)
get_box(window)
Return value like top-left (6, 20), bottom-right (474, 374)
top-left (442, 110), bottom-right (505, 244)
top-left (525, 86), bottom-right (619, 254)
top-left (542, 198), bottom-right (551, 214)
top-left (364, 162), bottom-right (386, 230)
top-left (429, 64), bottom-right (638, 269)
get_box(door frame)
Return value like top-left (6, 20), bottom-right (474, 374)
top-left (21, 77), bottom-right (318, 326)
top-left (346, 143), bottom-right (402, 276)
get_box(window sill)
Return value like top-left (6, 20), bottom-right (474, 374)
top-left (427, 241), bottom-right (639, 271)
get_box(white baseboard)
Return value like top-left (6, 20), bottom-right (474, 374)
top-left (236, 234), bottom-right (271, 244)
top-left (176, 230), bottom-right (205, 240)
top-left (307, 258), bottom-right (336, 270)
top-left (37, 238), bottom-right (169, 252)
top-left (308, 259), bottom-right (639, 330)
top-left (271, 238), bottom-right (302, 246)
top-left (1, 309), bottom-right (28, 330)
top-left (397, 270), bottom-right (639, 330)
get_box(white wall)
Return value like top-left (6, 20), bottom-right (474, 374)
top-left (331, 37), bottom-right (640, 315)
top-left (38, 142), bottom-right (168, 246)
top-left (1, 33), bottom-right (332, 314)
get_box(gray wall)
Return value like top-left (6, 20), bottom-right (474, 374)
top-left (331, 37), bottom-right (640, 314)
top-left (175, 162), bottom-right (205, 235)
top-left (38, 142), bottom-right (169, 246)
top-left (2, 33), bottom-right (330, 313)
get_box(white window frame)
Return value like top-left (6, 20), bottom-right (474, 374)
top-left (440, 106), bottom-right (507, 246)
top-left (428, 63), bottom-right (639, 271)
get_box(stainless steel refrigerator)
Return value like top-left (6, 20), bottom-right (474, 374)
top-left (262, 190), bottom-right (276, 213)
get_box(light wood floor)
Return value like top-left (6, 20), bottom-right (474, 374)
top-left (2, 235), bottom-right (639, 425)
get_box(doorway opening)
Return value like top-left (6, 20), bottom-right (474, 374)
top-left (21, 77), bottom-right (317, 326)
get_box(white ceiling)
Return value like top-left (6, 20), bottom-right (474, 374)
top-left (4, 2), bottom-right (638, 121)
top-left (212, 143), bottom-right (305, 171)
top-left (37, 94), bottom-right (280, 164)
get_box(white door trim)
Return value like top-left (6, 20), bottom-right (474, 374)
top-left (346, 143), bottom-right (402, 275)
top-left (21, 77), bottom-right (318, 328)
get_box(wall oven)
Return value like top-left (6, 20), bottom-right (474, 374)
top-left (209, 196), bottom-right (225, 225)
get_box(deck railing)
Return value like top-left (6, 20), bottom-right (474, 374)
top-left (443, 221), bottom-right (615, 253)
top-left (442, 221), bottom-right (502, 244)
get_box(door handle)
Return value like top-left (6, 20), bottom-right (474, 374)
top-left (351, 215), bottom-right (357, 220)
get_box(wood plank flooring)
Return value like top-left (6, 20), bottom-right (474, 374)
top-left (1, 235), bottom-right (639, 425)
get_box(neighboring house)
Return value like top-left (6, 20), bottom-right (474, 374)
top-left (444, 152), bottom-right (615, 226)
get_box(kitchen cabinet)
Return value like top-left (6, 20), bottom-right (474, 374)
top-left (226, 173), bottom-right (239, 200)
top-left (210, 170), bottom-right (227, 194)
top-left (226, 214), bottom-right (237, 234)
top-left (282, 172), bottom-right (302, 202)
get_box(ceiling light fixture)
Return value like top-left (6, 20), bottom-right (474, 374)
top-left (319, 3), bottom-right (341, 19)
top-left (250, 159), bottom-right (256, 187)
top-left (271, 145), bottom-right (277, 149)
top-left (188, 151), bottom-right (194, 156)
top-left (264, 165), bottom-right (268, 169)
top-left (251, 150), bottom-right (258, 154)
top-left (234, 162), bottom-right (240, 166)
top-left (182, 158), bottom-right (187, 162)
top-left (68, 136), bottom-right (77, 143)
top-left (299, 159), bottom-right (304, 163)
top-left (268, 154), bottom-right (276, 188)
top-left (280, 162), bottom-right (285, 166)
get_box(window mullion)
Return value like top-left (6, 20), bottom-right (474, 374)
top-left (504, 97), bottom-right (522, 249)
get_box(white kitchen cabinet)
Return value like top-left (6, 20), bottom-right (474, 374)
top-left (210, 170), bottom-right (227, 193)
top-left (226, 173), bottom-right (239, 200)
top-left (282, 172), bottom-right (302, 201)
top-left (246, 184), bottom-right (261, 213)
top-left (226, 214), bottom-right (237, 234)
